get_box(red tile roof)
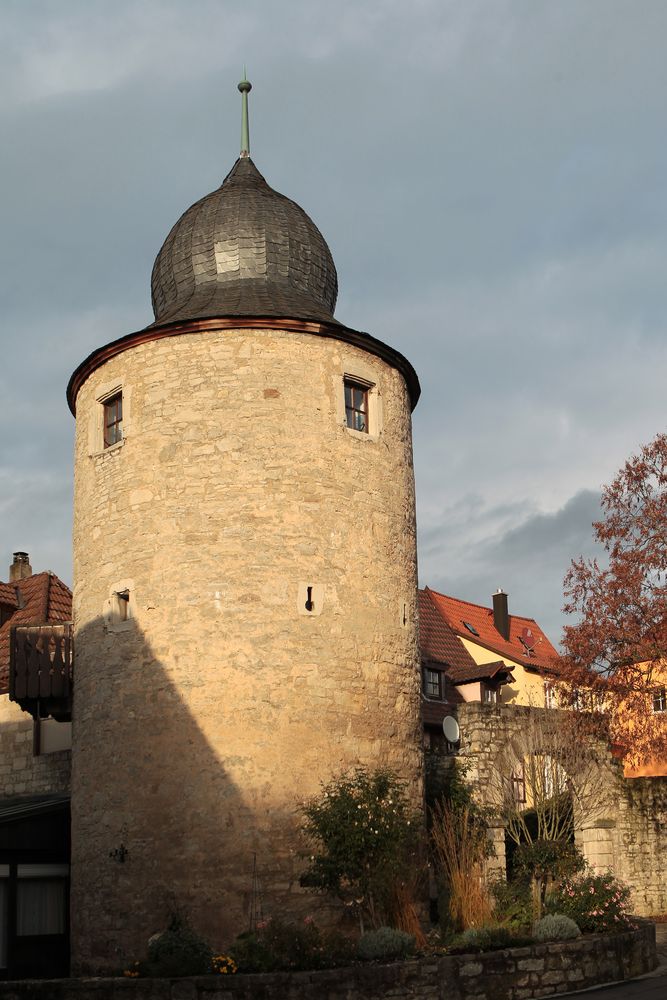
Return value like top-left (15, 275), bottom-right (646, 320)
top-left (0, 583), bottom-right (18, 608)
top-left (419, 589), bottom-right (478, 675)
top-left (423, 586), bottom-right (559, 672)
top-left (0, 572), bottom-right (72, 692)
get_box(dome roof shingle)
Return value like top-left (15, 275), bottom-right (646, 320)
top-left (150, 156), bottom-right (338, 327)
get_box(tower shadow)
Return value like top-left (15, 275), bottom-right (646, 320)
top-left (70, 613), bottom-right (293, 974)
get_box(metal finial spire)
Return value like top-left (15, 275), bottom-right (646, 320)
top-left (238, 68), bottom-right (252, 157)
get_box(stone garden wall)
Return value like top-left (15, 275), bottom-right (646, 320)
top-left (437, 702), bottom-right (667, 917)
top-left (0, 924), bottom-right (656, 1000)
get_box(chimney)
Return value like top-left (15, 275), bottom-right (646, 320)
top-left (492, 588), bottom-right (509, 640)
top-left (9, 552), bottom-right (32, 582)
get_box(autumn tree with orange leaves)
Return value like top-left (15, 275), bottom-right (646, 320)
top-left (559, 432), bottom-right (667, 767)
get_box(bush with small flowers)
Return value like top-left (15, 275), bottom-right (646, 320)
top-left (546, 869), bottom-right (635, 933)
top-left (211, 954), bottom-right (238, 974)
top-left (300, 766), bottom-right (421, 930)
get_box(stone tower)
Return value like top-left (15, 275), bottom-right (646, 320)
top-left (67, 80), bottom-right (422, 973)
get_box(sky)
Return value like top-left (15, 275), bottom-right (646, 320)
top-left (1, 0), bottom-right (666, 645)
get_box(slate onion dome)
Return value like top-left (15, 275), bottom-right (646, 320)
top-left (66, 75), bottom-right (421, 413)
top-left (150, 73), bottom-right (338, 327)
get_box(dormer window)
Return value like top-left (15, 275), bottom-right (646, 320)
top-left (653, 687), bottom-right (666, 713)
top-left (423, 666), bottom-right (443, 700)
top-left (482, 683), bottom-right (498, 705)
top-left (103, 393), bottom-right (123, 448)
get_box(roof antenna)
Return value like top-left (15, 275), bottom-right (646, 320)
top-left (238, 68), bottom-right (252, 157)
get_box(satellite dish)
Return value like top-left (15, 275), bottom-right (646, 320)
top-left (520, 627), bottom-right (536, 651)
top-left (442, 716), bottom-right (460, 743)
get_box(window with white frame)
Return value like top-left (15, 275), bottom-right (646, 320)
top-left (103, 392), bottom-right (123, 447)
top-left (482, 683), bottom-right (498, 705)
top-left (344, 378), bottom-right (370, 432)
top-left (338, 372), bottom-right (381, 438)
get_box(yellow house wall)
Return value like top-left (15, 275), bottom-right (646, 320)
top-left (457, 636), bottom-right (547, 706)
top-left (621, 660), bottom-right (667, 777)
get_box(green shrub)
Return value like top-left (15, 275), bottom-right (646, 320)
top-left (490, 877), bottom-right (533, 931)
top-left (144, 913), bottom-right (212, 977)
top-left (546, 869), bottom-right (635, 933)
top-left (511, 839), bottom-right (587, 922)
top-left (231, 917), bottom-right (356, 973)
top-left (229, 930), bottom-right (278, 973)
top-left (533, 913), bottom-right (581, 941)
top-left (449, 925), bottom-right (534, 953)
top-left (357, 926), bottom-right (415, 961)
top-left (513, 839), bottom-right (586, 885)
top-left (300, 767), bottom-right (421, 931)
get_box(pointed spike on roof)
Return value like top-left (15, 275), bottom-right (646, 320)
top-left (238, 70), bottom-right (252, 157)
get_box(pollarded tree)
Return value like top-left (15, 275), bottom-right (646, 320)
top-left (560, 432), bottom-right (667, 766)
top-left (299, 767), bottom-right (424, 937)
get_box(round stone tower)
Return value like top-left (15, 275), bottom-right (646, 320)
top-left (67, 80), bottom-right (422, 973)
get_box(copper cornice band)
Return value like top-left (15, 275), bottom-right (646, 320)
top-left (66, 317), bottom-right (421, 415)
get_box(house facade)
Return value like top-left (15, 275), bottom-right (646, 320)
top-left (418, 584), bottom-right (667, 917)
top-left (0, 553), bottom-right (72, 979)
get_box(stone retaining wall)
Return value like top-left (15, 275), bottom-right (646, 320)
top-left (0, 924), bottom-right (655, 1000)
top-left (441, 703), bottom-right (667, 917)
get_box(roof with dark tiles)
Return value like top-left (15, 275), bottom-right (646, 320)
top-left (0, 572), bottom-right (72, 692)
top-left (150, 157), bottom-right (339, 328)
top-left (418, 589), bottom-right (478, 675)
top-left (446, 660), bottom-right (515, 684)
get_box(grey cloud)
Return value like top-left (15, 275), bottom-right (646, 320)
top-left (420, 490), bottom-right (604, 646)
top-left (1, 1), bottom-right (665, 645)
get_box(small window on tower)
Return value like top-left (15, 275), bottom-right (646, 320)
top-left (103, 393), bottom-right (123, 448)
top-left (344, 379), bottom-right (369, 433)
top-left (114, 589), bottom-right (131, 622)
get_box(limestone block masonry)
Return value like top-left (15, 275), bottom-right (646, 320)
top-left (438, 703), bottom-right (667, 917)
top-left (0, 697), bottom-right (70, 797)
top-left (70, 325), bottom-right (422, 973)
top-left (0, 925), bottom-right (656, 1000)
